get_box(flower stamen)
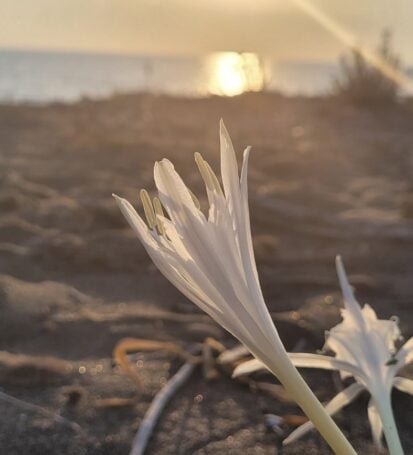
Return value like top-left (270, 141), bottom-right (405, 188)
top-left (140, 189), bottom-right (156, 229)
top-left (152, 196), bottom-right (166, 235)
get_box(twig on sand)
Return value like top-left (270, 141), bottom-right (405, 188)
top-left (129, 362), bottom-right (196, 455)
top-left (114, 338), bottom-right (198, 388)
top-left (0, 390), bottom-right (87, 438)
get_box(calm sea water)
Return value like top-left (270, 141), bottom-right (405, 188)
top-left (0, 49), bottom-right (339, 103)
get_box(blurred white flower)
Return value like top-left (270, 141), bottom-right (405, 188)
top-left (113, 121), bottom-right (356, 454)
top-left (234, 256), bottom-right (412, 454)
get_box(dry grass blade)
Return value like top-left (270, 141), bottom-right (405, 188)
top-left (217, 344), bottom-right (250, 365)
top-left (204, 337), bottom-right (226, 353)
top-left (202, 342), bottom-right (220, 380)
top-left (94, 397), bottom-right (136, 408)
top-left (282, 414), bottom-right (309, 427)
top-left (129, 362), bottom-right (196, 455)
top-left (0, 390), bottom-right (87, 437)
top-left (113, 338), bottom-right (198, 388)
top-left (254, 382), bottom-right (293, 403)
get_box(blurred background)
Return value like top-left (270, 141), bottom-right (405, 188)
top-left (1, 0), bottom-right (413, 101)
top-left (0, 1), bottom-right (412, 454)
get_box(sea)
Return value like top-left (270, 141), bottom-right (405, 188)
top-left (0, 48), bottom-right (341, 104)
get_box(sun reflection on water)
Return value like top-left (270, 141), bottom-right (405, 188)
top-left (208, 52), bottom-right (265, 96)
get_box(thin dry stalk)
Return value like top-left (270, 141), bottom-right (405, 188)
top-left (0, 390), bottom-right (86, 437)
top-left (129, 362), bottom-right (195, 455)
top-left (113, 338), bottom-right (198, 388)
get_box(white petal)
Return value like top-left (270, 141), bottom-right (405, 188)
top-left (219, 125), bottom-right (277, 342)
top-left (154, 159), bottom-right (202, 225)
top-left (156, 195), bottom-right (236, 300)
top-left (112, 195), bottom-right (158, 249)
top-left (325, 332), bottom-right (370, 383)
top-left (150, 156), bottom-right (283, 364)
top-left (159, 243), bottom-right (279, 360)
top-left (362, 303), bottom-right (378, 321)
top-left (110, 202), bottom-right (226, 325)
top-left (335, 256), bottom-right (365, 325)
top-left (143, 246), bottom-right (253, 345)
top-left (362, 304), bottom-right (401, 354)
top-left (232, 358), bottom-right (265, 377)
top-left (220, 119), bottom-right (241, 214)
top-left (238, 145), bottom-right (282, 342)
top-left (283, 382), bottom-right (364, 445)
top-left (232, 352), bottom-right (365, 380)
top-left (398, 337), bottom-right (413, 366)
top-left (218, 344), bottom-right (250, 365)
top-left (393, 377), bottom-right (413, 395)
top-left (288, 353), bottom-right (365, 379)
top-left (194, 153), bottom-right (226, 224)
top-left (239, 146), bottom-right (262, 293)
top-left (367, 398), bottom-right (383, 449)
top-left (158, 215), bottom-right (192, 261)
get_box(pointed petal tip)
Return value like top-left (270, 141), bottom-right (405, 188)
top-left (157, 158), bottom-right (174, 170)
top-left (232, 358), bottom-right (266, 378)
top-left (393, 377), bottom-right (413, 395)
top-left (335, 255), bottom-right (349, 284)
top-left (244, 146), bottom-right (252, 157)
top-left (154, 159), bottom-right (171, 171)
top-left (112, 194), bottom-right (133, 211)
top-left (154, 159), bottom-right (167, 179)
top-left (335, 255), bottom-right (344, 272)
top-left (220, 119), bottom-right (230, 139)
top-left (112, 193), bottom-right (125, 204)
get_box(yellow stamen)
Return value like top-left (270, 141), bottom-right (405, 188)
top-left (140, 189), bottom-right (156, 229)
top-left (152, 196), bottom-right (165, 235)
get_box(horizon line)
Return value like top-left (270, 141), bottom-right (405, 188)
top-left (0, 44), bottom-right (343, 64)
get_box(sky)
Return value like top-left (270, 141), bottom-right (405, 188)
top-left (1, 0), bottom-right (412, 62)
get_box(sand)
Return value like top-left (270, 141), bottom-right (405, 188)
top-left (0, 92), bottom-right (412, 454)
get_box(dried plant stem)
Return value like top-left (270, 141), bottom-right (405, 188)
top-left (114, 338), bottom-right (197, 388)
top-left (0, 390), bottom-right (85, 437)
top-left (129, 362), bottom-right (195, 455)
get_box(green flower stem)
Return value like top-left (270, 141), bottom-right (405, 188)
top-left (275, 359), bottom-right (357, 455)
top-left (376, 392), bottom-right (404, 455)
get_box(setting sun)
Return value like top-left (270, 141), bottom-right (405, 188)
top-left (208, 52), bottom-right (265, 96)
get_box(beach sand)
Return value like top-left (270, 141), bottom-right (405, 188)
top-left (0, 92), bottom-right (412, 453)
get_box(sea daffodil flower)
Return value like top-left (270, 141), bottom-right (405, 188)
top-left (113, 121), bottom-right (356, 454)
top-left (234, 256), bottom-right (413, 455)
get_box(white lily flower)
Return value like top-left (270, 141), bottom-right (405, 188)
top-left (113, 121), bottom-right (356, 454)
top-left (234, 256), bottom-right (413, 455)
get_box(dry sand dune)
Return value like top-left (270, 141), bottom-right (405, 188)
top-left (0, 93), bottom-right (412, 453)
